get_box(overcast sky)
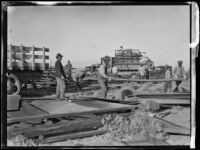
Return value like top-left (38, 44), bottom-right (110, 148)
top-left (8, 5), bottom-right (190, 69)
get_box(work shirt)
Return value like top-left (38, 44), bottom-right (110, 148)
top-left (112, 66), bottom-right (118, 74)
top-left (173, 66), bottom-right (185, 79)
top-left (138, 66), bottom-right (146, 76)
top-left (55, 60), bottom-right (66, 78)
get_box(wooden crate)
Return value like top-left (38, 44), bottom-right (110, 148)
top-left (7, 44), bottom-right (49, 71)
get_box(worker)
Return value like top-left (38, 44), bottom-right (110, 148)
top-left (164, 65), bottom-right (172, 93)
top-left (97, 56), bottom-right (112, 98)
top-left (65, 60), bottom-right (73, 80)
top-left (72, 70), bottom-right (87, 92)
top-left (173, 60), bottom-right (186, 92)
top-left (138, 63), bottom-right (146, 79)
top-left (55, 53), bottom-right (68, 100)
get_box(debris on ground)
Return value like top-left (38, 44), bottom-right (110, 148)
top-left (101, 110), bottom-right (167, 141)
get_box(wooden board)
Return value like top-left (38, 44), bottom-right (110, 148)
top-left (138, 98), bottom-right (190, 105)
top-left (8, 117), bottom-right (103, 138)
top-left (11, 62), bottom-right (49, 70)
top-left (7, 54), bottom-right (49, 60)
top-left (7, 101), bottom-right (133, 124)
top-left (30, 99), bottom-right (133, 114)
top-left (7, 103), bottom-right (47, 124)
top-left (44, 130), bottom-right (108, 143)
top-left (8, 45), bottom-right (49, 52)
top-left (134, 93), bottom-right (190, 99)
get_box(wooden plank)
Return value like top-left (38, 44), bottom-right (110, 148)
top-left (43, 129), bottom-right (108, 143)
top-left (8, 117), bottom-right (102, 138)
top-left (20, 45), bottom-right (24, 70)
top-left (7, 105), bottom-right (133, 124)
top-left (42, 47), bottom-right (46, 70)
top-left (75, 96), bottom-right (139, 105)
top-left (139, 98), bottom-right (190, 105)
top-left (8, 45), bottom-right (49, 52)
top-left (32, 46), bottom-right (35, 70)
top-left (34, 47), bottom-right (49, 52)
top-left (22, 101), bottom-right (49, 115)
top-left (7, 54), bottom-right (49, 60)
top-left (11, 62), bottom-right (49, 70)
top-left (134, 93), bottom-right (190, 99)
top-left (119, 112), bottom-right (190, 135)
top-left (152, 116), bottom-right (190, 135)
top-left (124, 136), bottom-right (169, 145)
top-left (110, 78), bottom-right (184, 82)
top-left (8, 44), bottom-right (13, 70)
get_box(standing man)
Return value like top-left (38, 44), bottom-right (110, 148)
top-left (164, 65), bottom-right (172, 93)
top-left (138, 63), bottom-right (146, 79)
top-left (173, 60), bottom-right (186, 92)
top-left (97, 56), bottom-right (111, 98)
top-left (55, 53), bottom-right (67, 100)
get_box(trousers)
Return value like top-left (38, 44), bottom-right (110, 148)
top-left (56, 77), bottom-right (66, 98)
top-left (97, 77), bottom-right (108, 98)
top-left (173, 81), bottom-right (182, 92)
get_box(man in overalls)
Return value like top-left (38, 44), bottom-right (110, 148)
top-left (55, 53), bottom-right (68, 100)
top-left (173, 60), bottom-right (186, 92)
top-left (97, 56), bottom-right (111, 98)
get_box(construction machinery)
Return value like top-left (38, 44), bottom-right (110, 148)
top-left (86, 47), bottom-right (155, 79)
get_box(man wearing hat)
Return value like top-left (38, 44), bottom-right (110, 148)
top-left (97, 56), bottom-right (112, 98)
top-left (55, 53), bottom-right (67, 100)
top-left (173, 60), bottom-right (186, 92)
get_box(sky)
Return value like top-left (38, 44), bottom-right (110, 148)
top-left (7, 5), bottom-right (190, 70)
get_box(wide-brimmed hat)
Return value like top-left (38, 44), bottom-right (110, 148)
top-left (56, 53), bottom-right (63, 58)
top-left (165, 64), bottom-right (169, 68)
top-left (177, 60), bottom-right (183, 64)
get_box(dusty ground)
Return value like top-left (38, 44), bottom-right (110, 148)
top-left (164, 107), bottom-right (191, 145)
top-left (8, 78), bottom-right (191, 146)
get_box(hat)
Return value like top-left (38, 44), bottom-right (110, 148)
top-left (177, 60), bottom-right (183, 64)
top-left (56, 53), bottom-right (63, 58)
top-left (165, 64), bottom-right (169, 68)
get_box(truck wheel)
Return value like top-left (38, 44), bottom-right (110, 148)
top-left (7, 73), bottom-right (21, 95)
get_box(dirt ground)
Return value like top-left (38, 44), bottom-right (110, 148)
top-left (8, 79), bottom-right (191, 146)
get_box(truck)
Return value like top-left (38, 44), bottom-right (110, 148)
top-left (7, 44), bottom-right (50, 95)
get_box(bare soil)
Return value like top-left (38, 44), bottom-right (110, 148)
top-left (7, 79), bottom-right (191, 146)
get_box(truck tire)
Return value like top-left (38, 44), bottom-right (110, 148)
top-left (7, 73), bottom-right (21, 95)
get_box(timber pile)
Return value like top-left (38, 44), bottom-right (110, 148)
top-left (7, 94), bottom-right (190, 145)
top-left (7, 98), bottom-right (133, 143)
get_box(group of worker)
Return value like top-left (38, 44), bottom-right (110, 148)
top-left (138, 60), bottom-right (187, 93)
top-left (55, 52), bottom-right (187, 100)
top-left (164, 60), bottom-right (187, 93)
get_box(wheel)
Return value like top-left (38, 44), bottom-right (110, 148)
top-left (115, 83), bottom-right (137, 101)
top-left (7, 73), bottom-right (21, 95)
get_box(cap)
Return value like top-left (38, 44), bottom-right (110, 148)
top-left (177, 60), bottom-right (183, 64)
top-left (56, 53), bottom-right (63, 58)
